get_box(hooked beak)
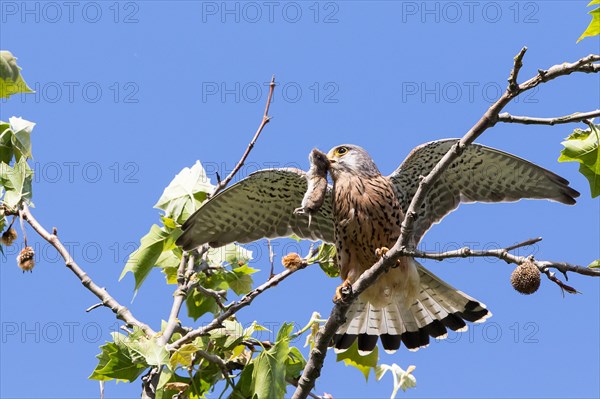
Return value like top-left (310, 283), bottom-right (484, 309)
top-left (327, 155), bottom-right (336, 164)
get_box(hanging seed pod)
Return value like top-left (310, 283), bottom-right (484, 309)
top-left (17, 246), bottom-right (35, 273)
top-left (1, 228), bottom-right (18, 246)
top-left (510, 259), bottom-right (540, 295)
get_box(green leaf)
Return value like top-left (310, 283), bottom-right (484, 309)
top-left (577, 162), bottom-right (600, 198)
top-left (156, 250), bottom-right (182, 285)
top-left (0, 157), bottom-right (33, 209)
top-left (9, 117), bottom-right (35, 160)
top-left (169, 343), bottom-right (200, 369)
top-left (89, 332), bottom-right (148, 382)
top-left (250, 323), bottom-right (293, 399)
top-left (160, 215), bottom-right (178, 229)
top-left (210, 319), bottom-right (244, 349)
top-left (229, 363), bottom-right (254, 399)
top-left (276, 322), bottom-right (295, 342)
top-left (224, 264), bottom-right (259, 295)
top-left (243, 321), bottom-right (269, 340)
top-left (185, 270), bottom-right (229, 320)
top-left (120, 224), bottom-right (180, 290)
top-left (336, 340), bottom-right (379, 381)
top-left (0, 51), bottom-right (34, 99)
top-left (308, 243), bottom-right (339, 278)
top-left (0, 122), bottom-right (14, 164)
top-left (285, 346), bottom-right (307, 379)
top-left (303, 315), bottom-right (321, 351)
top-left (186, 287), bottom-right (219, 320)
top-left (288, 234), bottom-right (303, 242)
top-left (589, 259), bottom-right (600, 268)
top-left (188, 356), bottom-right (223, 396)
top-left (154, 161), bottom-right (215, 223)
top-left (577, 4), bottom-right (600, 42)
top-left (559, 124), bottom-right (600, 197)
top-left (375, 364), bottom-right (417, 398)
top-left (128, 337), bottom-right (170, 366)
top-left (207, 243), bottom-right (253, 266)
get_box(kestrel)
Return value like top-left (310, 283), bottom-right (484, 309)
top-left (176, 139), bottom-right (579, 354)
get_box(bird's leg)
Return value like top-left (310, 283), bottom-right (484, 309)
top-left (376, 246), bottom-right (402, 268)
top-left (333, 279), bottom-right (352, 303)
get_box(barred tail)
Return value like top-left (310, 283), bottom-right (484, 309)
top-left (333, 263), bottom-right (491, 354)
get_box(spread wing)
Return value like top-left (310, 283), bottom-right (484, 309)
top-left (388, 139), bottom-right (580, 243)
top-left (176, 168), bottom-right (335, 250)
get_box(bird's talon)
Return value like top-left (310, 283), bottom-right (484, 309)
top-left (376, 247), bottom-right (390, 258)
top-left (333, 279), bottom-right (352, 303)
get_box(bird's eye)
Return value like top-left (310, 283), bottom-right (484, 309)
top-left (334, 146), bottom-right (349, 156)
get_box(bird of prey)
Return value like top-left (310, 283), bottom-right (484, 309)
top-left (176, 139), bottom-right (579, 354)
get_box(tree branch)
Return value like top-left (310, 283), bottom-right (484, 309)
top-left (292, 49), bottom-right (600, 399)
top-left (405, 239), bottom-right (600, 291)
top-left (195, 349), bottom-right (230, 378)
top-left (161, 75), bottom-right (276, 345)
top-left (149, 75), bottom-right (278, 395)
top-left (508, 46), bottom-right (527, 91)
top-left (210, 75), bottom-right (276, 198)
top-left (18, 203), bottom-right (155, 336)
top-left (498, 109), bottom-right (600, 125)
top-left (158, 253), bottom-right (192, 346)
top-left (167, 261), bottom-right (310, 351)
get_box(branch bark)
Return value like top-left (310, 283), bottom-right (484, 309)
top-left (19, 203), bottom-right (155, 336)
top-left (149, 75), bottom-right (277, 396)
top-left (292, 49), bottom-right (600, 399)
top-left (210, 75), bottom-right (276, 198)
top-left (498, 109), bottom-right (600, 125)
top-left (167, 260), bottom-right (310, 351)
top-left (158, 252), bottom-right (192, 346)
top-left (406, 239), bottom-right (600, 290)
top-left (160, 76), bottom-right (277, 347)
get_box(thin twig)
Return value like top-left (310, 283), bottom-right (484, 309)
top-left (292, 50), bottom-right (600, 399)
top-left (158, 253), bottom-right (194, 346)
top-left (504, 237), bottom-right (542, 251)
top-left (582, 119), bottom-right (595, 128)
top-left (498, 110), bottom-right (600, 125)
top-left (195, 349), bottom-right (230, 377)
top-left (167, 261), bottom-right (310, 351)
top-left (86, 303), bottom-right (104, 313)
top-left (210, 75), bottom-right (276, 198)
top-left (150, 75), bottom-right (278, 394)
top-left (540, 268), bottom-right (579, 295)
top-left (407, 244), bottom-right (600, 279)
top-left (267, 239), bottom-right (275, 278)
top-left (194, 284), bottom-right (227, 310)
top-left (19, 203), bottom-right (155, 336)
top-left (161, 75), bottom-right (277, 344)
top-left (18, 209), bottom-right (28, 247)
top-left (508, 46), bottom-right (528, 91)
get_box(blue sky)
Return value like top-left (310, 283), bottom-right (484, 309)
top-left (1, 1), bottom-right (599, 398)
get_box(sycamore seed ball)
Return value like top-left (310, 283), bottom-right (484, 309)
top-left (511, 260), bottom-right (540, 295)
top-left (17, 246), bottom-right (35, 273)
top-left (1, 228), bottom-right (18, 246)
top-left (282, 253), bottom-right (304, 271)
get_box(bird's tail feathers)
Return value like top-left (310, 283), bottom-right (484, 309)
top-left (333, 264), bottom-right (491, 355)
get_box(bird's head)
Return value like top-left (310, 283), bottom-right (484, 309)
top-left (326, 144), bottom-right (381, 179)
